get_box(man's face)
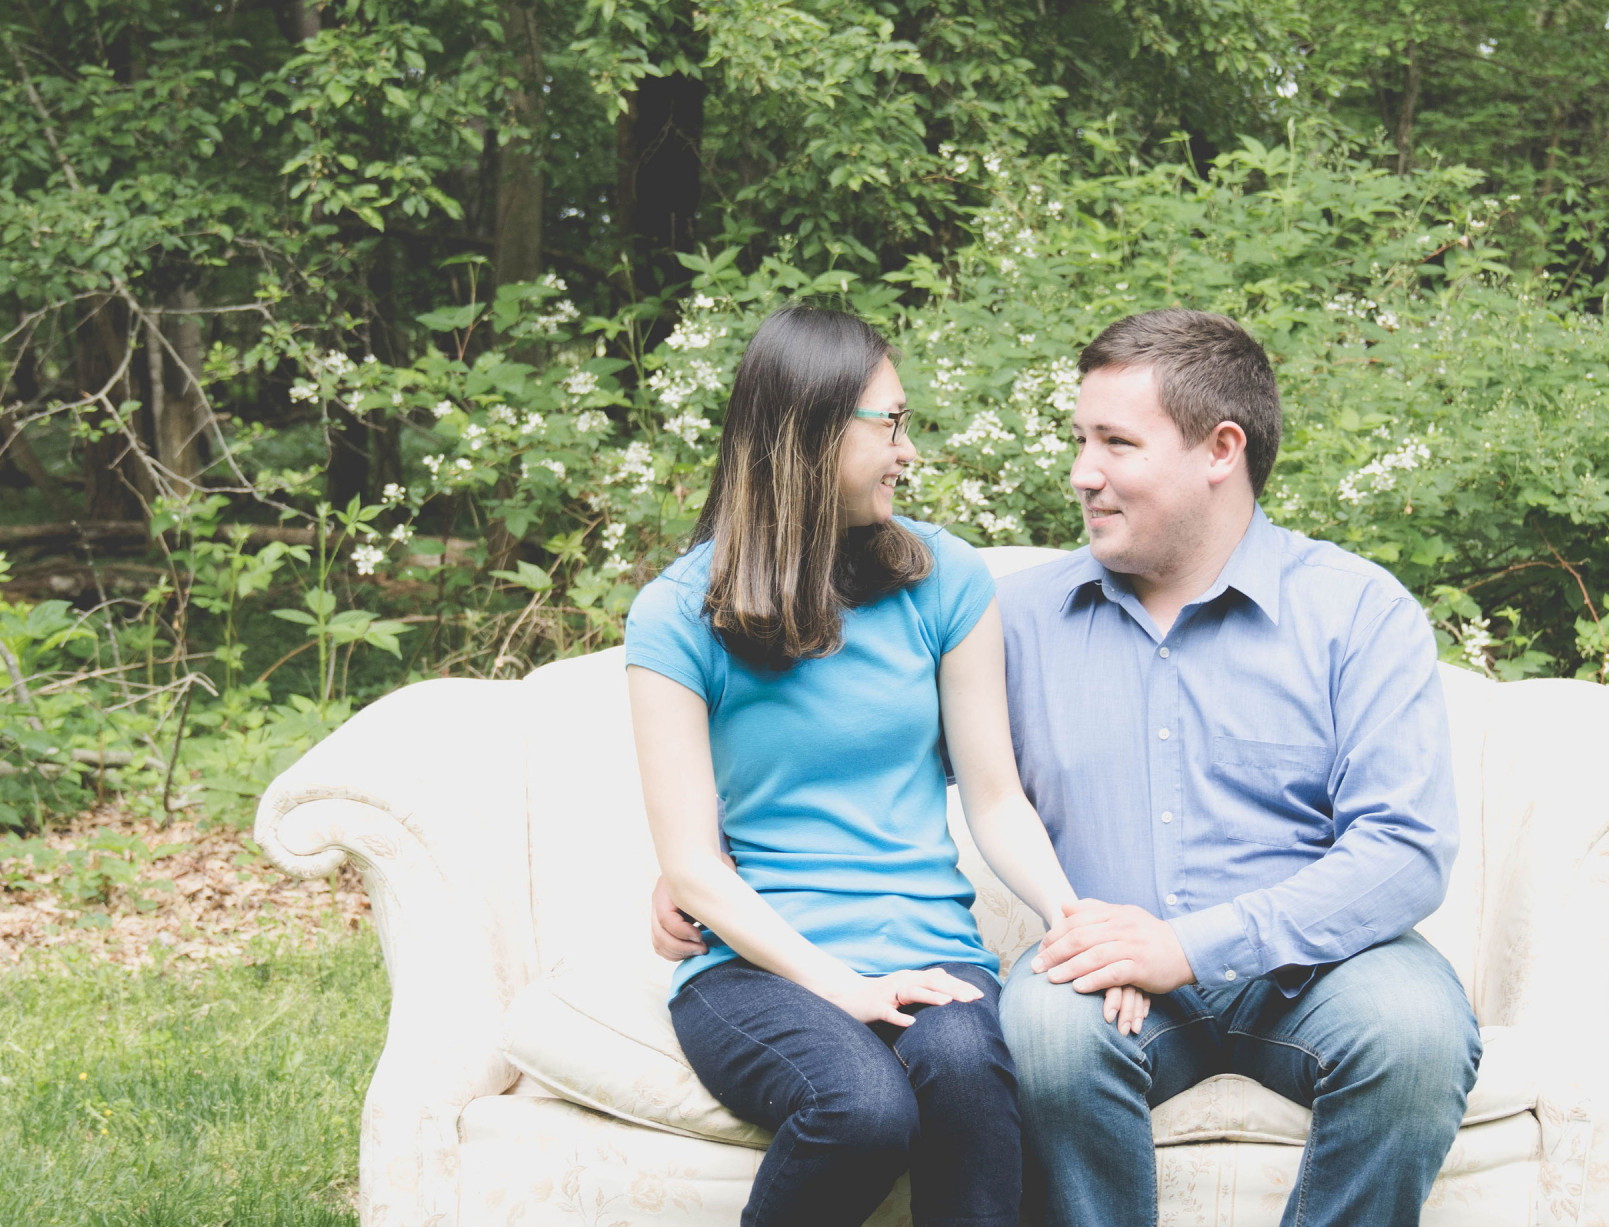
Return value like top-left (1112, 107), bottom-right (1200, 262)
top-left (1069, 365), bottom-right (1213, 585)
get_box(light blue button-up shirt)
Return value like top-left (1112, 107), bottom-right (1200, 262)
top-left (998, 506), bottom-right (1458, 991)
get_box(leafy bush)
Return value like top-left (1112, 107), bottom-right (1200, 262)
top-left (3, 126), bottom-right (1605, 836)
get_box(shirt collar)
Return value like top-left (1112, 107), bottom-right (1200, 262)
top-left (1059, 504), bottom-right (1282, 625)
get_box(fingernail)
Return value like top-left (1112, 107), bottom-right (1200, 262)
top-left (1030, 957), bottom-right (1044, 974)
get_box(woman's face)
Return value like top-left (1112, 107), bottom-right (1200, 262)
top-left (837, 357), bottom-right (918, 527)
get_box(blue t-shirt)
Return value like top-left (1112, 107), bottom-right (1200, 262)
top-left (625, 518), bottom-right (999, 996)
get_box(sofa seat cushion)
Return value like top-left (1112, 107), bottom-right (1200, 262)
top-left (503, 963), bottom-right (771, 1148)
top-left (1152, 1024), bottom-right (1532, 1146)
top-left (505, 965), bottom-right (1535, 1150)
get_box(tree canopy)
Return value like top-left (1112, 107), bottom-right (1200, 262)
top-left (1, 0), bottom-right (1606, 826)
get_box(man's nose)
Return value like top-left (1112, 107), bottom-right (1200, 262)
top-left (1070, 450), bottom-right (1102, 492)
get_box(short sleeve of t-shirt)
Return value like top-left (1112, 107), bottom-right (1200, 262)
top-left (624, 555), bottom-right (720, 703)
top-left (907, 522), bottom-right (996, 655)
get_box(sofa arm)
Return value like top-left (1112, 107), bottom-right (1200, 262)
top-left (256, 678), bottom-right (543, 1227)
top-left (1467, 676), bottom-right (1609, 1226)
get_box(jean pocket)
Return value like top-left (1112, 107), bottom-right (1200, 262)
top-left (1209, 735), bottom-right (1333, 846)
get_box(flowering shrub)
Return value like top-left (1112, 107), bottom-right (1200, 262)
top-left (235, 141), bottom-right (1604, 687)
top-left (7, 132), bottom-right (1605, 833)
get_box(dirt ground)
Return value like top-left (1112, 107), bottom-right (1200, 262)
top-left (0, 806), bottom-right (370, 969)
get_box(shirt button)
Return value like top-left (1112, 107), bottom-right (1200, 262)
top-left (1224, 970), bottom-right (1238, 981)
top-left (1160, 811), bottom-right (1174, 824)
top-left (1159, 646), bottom-right (1171, 658)
top-left (1165, 893), bottom-right (1178, 906)
top-left (1158, 728), bottom-right (1171, 740)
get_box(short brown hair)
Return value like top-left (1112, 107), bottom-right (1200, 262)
top-left (1078, 309), bottom-right (1282, 496)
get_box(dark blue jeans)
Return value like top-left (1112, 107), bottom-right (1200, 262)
top-left (670, 959), bottom-right (1020, 1227)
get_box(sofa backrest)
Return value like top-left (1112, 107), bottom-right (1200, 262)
top-left (520, 546), bottom-right (1517, 1007)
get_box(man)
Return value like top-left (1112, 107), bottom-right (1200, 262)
top-left (995, 308), bottom-right (1478, 1227)
top-left (655, 307), bottom-right (1480, 1226)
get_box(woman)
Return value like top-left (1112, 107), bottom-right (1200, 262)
top-left (626, 305), bottom-right (1145, 1227)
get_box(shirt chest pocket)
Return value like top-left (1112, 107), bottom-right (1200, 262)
top-left (1209, 735), bottom-right (1334, 847)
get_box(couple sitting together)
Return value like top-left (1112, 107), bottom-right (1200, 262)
top-left (623, 304), bottom-right (1480, 1227)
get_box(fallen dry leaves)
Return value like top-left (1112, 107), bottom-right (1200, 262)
top-left (0, 806), bottom-right (369, 970)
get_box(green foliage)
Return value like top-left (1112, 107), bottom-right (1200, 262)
top-left (1, 0), bottom-right (1605, 832)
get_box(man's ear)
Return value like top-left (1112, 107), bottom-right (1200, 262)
top-left (1204, 420), bottom-right (1248, 489)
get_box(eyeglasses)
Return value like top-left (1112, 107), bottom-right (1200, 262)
top-left (852, 407), bottom-right (914, 444)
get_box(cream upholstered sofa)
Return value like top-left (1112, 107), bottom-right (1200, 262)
top-left (256, 547), bottom-right (1609, 1227)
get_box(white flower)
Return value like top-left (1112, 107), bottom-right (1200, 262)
top-left (351, 543), bottom-right (384, 576)
top-left (521, 412), bottom-right (546, 436)
top-left (648, 359), bottom-right (723, 411)
top-left (453, 457), bottom-right (473, 473)
top-left (422, 453), bottom-right (443, 475)
top-left (532, 299), bottom-right (580, 332)
top-left (323, 350), bottom-right (356, 377)
top-left (1459, 618), bottom-right (1494, 672)
top-left (1337, 437), bottom-right (1431, 503)
top-left (489, 403), bottom-right (516, 426)
top-left (691, 293), bottom-right (717, 311)
top-left (289, 380), bottom-right (319, 403)
top-left (664, 412), bottom-right (711, 444)
top-left (463, 422), bottom-right (487, 451)
top-left (389, 523), bottom-right (414, 544)
top-left (538, 458), bottom-right (566, 479)
top-left (664, 320), bottom-right (728, 351)
top-left (976, 511), bottom-right (1023, 538)
top-left (432, 400), bottom-right (455, 419)
top-left (605, 440), bottom-right (657, 494)
top-left (381, 482), bottom-right (408, 504)
top-left (601, 522), bottom-right (626, 551)
top-left (575, 410), bottom-right (610, 434)
top-left (563, 370), bottom-right (600, 398)
top-left (947, 410), bottom-right (1016, 452)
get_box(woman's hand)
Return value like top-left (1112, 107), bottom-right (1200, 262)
top-left (825, 967), bottom-right (984, 1028)
top-left (1104, 984), bottom-right (1150, 1036)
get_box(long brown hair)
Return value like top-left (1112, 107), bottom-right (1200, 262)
top-left (693, 305), bottom-right (931, 670)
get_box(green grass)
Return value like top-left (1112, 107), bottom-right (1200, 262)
top-left (0, 932), bottom-right (387, 1226)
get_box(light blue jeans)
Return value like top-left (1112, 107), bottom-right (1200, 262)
top-left (1000, 931), bottom-right (1480, 1227)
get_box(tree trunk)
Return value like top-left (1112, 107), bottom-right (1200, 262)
top-left (0, 348), bottom-right (74, 518)
top-left (149, 287), bottom-right (209, 489)
top-left (615, 9), bottom-right (706, 312)
top-left (493, 0), bottom-right (545, 294)
top-left (75, 295), bottom-right (151, 521)
top-left (1393, 41), bottom-right (1421, 175)
top-left (281, 0), bottom-right (321, 44)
